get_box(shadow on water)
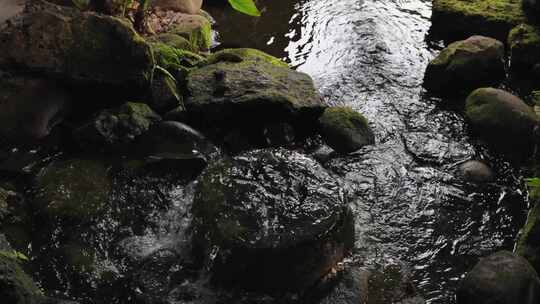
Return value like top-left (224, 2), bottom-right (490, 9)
top-left (207, 0), bottom-right (529, 303)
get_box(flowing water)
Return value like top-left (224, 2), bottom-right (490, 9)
top-left (0, 0), bottom-right (531, 303)
top-left (207, 0), bottom-right (529, 302)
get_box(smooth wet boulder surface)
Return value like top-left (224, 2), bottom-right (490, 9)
top-left (318, 106), bottom-right (375, 153)
top-left (431, 0), bottom-right (526, 41)
top-left (0, 73), bottom-right (70, 143)
top-left (0, 0), bottom-right (154, 87)
top-left (465, 88), bottom-right (539, 153)
top-left (424, 36), bottom-right (505, 95)
top-left (186, 49), bottom-right (326, 132)
top-left (191, 148), bottom-right (354, 291)
top-left (508, 24), bottom-right (540, 73)
top-left (73, 102), bottom-right (161, 151)
top-left (457, 251), bottom-right (540, 304)
top-left (459, 160), bottom-right (495, 183)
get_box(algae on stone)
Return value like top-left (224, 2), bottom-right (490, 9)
top-left (509, 24), bottom-right (540, 72)
top-left (318, 106), bottom-right (375, 153)
top-left (207, 48), bottom-right (289, 68)
top-left (33, 159), bottom-right (112, 221)
top-left (0, 1), bottom-right (154, 87)
top-left (431, 0), bottom-right (526, 41)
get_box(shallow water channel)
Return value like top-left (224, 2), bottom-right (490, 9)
top-left (207, 0), bottom-right (529, 302)
top-left (0, 0), bottom-right (531, 303)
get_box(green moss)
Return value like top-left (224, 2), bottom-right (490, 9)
top-left (0, 254), bottom-right (43, 303)
top-left (34, 159), bottom-right (112, 220)
top-left (151, 42), bottom-right (206, 71)
top-left (508, 24), bottom-right (540, 70)
top-left (207, 48), bottom-right (289, 68)
top-left (432, 0), bottom-right (526, 40)
top-left (68, 14), bottom-right (154, 85)
top-left (169, 16), bottom-right (212, 52)
top-left (149, 33), bottom-right (196, 52)
top-left (319, 107), bottom-right (369, 133)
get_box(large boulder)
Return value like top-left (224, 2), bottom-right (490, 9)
top-left (517, 202), bottom-right (540, 274)
top-left (465, 88), bottom-right (539, 152)
top-left (191, 149), bottom-right (354, 291)
top-left (0, 1), bottom-right (154, 87)
top-left (424, 36), bottom-right (505, 95)
top-left (73, 102), bottom-right (161, 151)
top-left (456, 251), bottom-right (540, 304)
top-left (0, 73), bottom-right (70, 143)
top-left (430, 0), bottom-right (526, 41)
top-left (185, 49), bottom-right (326, 133)
top-left (318, 106), bottom-right (375, 154)
top-left (459, 160), bottom-right (495, 183)
top-left (508, 24), bottom-right (540, 73)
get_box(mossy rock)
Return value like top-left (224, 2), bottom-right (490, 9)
top-left (465, 88), bottom-right (539, 153)
top-left (0, 253), bottom-right (43, 304)
top-left (73, 102), bottom-right (162, 151)
top-left (509, 24), bottom-right (540, 72)
top-left (192, 149), bottom-right (354, 291)
top-left (457, 251), bottom-right (540, 304)
top-left (149, 33), bottom-right (196, 52)
top-left (206, 48), bottom-right (289, 68)
top-left (431, 0), bottom-right (526, 41)
top-left (168, 14), bottom-right (212, 52)
top-left (185, 53), bottom-right (325, 131)
top-left (517, 202), bottom-right (540, 274)
top-left (318, 106), bottom-right (375, 154)
top-left (33, 159), bottom-right (112, 221)
top-left (151, 42), bottom-right (207, 83)
top-left (424, 36), bottom-right (505, 95)
top-left (0, 0), bottom-right (154, 87)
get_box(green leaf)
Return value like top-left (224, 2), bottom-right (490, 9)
top-left (228, 0), bottom-right (261, 17)
top-left (526, 178), bottom-right (540, 188)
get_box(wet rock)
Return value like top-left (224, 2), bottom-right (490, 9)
top-left (207, 48), bottom-right (289, 68)
top-left (137, 121), bottom-right (212, 176)
top-left (192, 148), bottom-right (354, 291)
top-left (0, 74), bottom-right (70, 143)
top-left (150, 68), bottom-right (183, 114)
top-left (186, 48), bottom-right (326, 133)
top-left (149, 33), bottom-right (196, 52)
top-left (456, 251), bottom-right (540, 304)
top-left (0, 0), bottom-right (154, 88)
top-left (148, 12), bottom-right (212, 51)
top-left (311, 145), bottom-right (335, 164)
top-left (424, 36), bottom-right (505, 95)
top-left (319, 265), bottom-right (424, 304)
top-left (465, 88), bottom-right (539, 153)
top-left (0, 251), bottom-right (44, 304)
top-left (318, 107), bottom-right (375, 154)
top-left (508, 24), bottom-right (540, 73)
top-left (151, 0), bottom-right (202, 15)
top-left (73, 102), bottom-right (161, 151)
top-left (151, 42), bottom-right (206, 78)
top-left (430, 0), bottom-right (525, 41)
top-left (0, 0), bottom-right (25, 25)
top-left (164, 104), bottom-right (188, 121)
top-left (459, 160), bottom-right (495, 183)
top-left (32, 158), bottom-right (112, 221)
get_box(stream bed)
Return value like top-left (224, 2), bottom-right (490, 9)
top-left (0, 0), bottom-right (531, 303)
top-left (206, 0), bottom-right (529, 302)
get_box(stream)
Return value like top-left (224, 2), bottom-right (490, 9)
top-left (0, 0), bottom-right (531, 303)
top-left (207, 0), bottom-right (529, 302)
